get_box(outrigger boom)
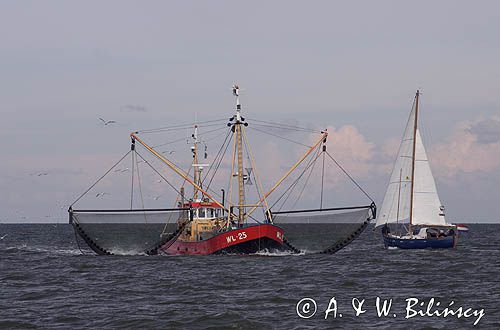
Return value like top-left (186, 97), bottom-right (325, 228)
top-left (246, 130), bottom-right (328, 219)
top-left (130, 132), bottom-right (227, 212)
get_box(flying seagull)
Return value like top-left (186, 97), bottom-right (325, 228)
top-left (99, 118), bottom-right (116, 126)
top-left (96, 192), bottom-right (111, 198)
top-left (30, 172), bottom-right (48, 176)
top-left (0, 234), bottom-right (7, 240)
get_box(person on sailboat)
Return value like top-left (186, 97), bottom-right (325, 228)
top-left (382, 224), bottom-right (390, 235)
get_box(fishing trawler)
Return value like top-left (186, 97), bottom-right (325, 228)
top-left (69, 85), bottom-right (376, 255)
top-left (375, 90), bottom-right (458, 249)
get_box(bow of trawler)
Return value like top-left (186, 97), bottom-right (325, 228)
top-left (68, 84), bottom-right (376, 256)
top-left (156, 199), bottom-right (285, 255)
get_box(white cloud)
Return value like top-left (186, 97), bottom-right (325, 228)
top-left (430, 116), bottom-right (500, 178)
top-left (321, 125), bottom-right (375, 185)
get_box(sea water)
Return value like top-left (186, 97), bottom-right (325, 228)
top-left (0, 224), bottom-right (498, 329)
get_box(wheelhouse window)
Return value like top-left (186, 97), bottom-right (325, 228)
top-left (198, 208), bottom-right (206, 218)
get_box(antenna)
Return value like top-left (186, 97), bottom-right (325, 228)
top-left (233, 84), bottom-right (241, 121)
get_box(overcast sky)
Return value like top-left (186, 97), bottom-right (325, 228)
top-left (1, 1), bottom-right (499, 223)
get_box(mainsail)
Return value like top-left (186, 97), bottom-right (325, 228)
top-left (376, 102), bottom-right (415, 227)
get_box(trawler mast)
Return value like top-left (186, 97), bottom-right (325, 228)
top-left (231, 85), bottom-right (246, 226)
top-left (192, 124), bottom-right (200, 200)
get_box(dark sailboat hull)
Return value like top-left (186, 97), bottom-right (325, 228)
top-left (382, 232), bottom-right (457, 249)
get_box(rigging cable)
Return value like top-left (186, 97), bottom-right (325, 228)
top-left (201, 128), bottom-right (232, 190)
top-left (133, 149), bottom-right (189, 250)
top-left (246, 117), bottom-right (320, 133)
top-left (250, 122), bottom-right (317, 134)
top-left (136, 141), bottom-right (226, 202)
top-left (383, 96), bottom-right (417, 222)
top-left (280, 145), bottom-right (322, 213)
top-left (137, 121), bottom-right (227, 134)
top-left (70, 150), bottom-right (131, 207)
top-left (270, 144), bottom-right (322, 212)
top-left (136, 118), bottom-right (226, 133)
top-left (247, 126), bottom-right (312, 148)
top-left (273, 144), bottom-right (320, 212)
top-left (161, 165), bottom-right (193, 238)
top-left (325, 151), bottom-right (375, 203)
top-left (134, 151), bottom-right (184, 197)
top-left (241, 126), bottom-right (269, 220)
top-left (134, 150), bottom-right (148, 224)
top-left (151, 125), bottom-right (228, 148)
top-left (202, 128), bottom-right (230, 143)
top-left (133, 148), bottom-right (226, 233)
top-left (289, 146), bottom-right (322, 212)
top-left (151, 135), bottom-right (189, 149)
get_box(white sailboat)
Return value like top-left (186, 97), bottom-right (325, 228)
top-left (375, 90), bottom-right (458, 249)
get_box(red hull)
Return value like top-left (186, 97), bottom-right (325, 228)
top-left (160, 224), bottom-right (285, 255)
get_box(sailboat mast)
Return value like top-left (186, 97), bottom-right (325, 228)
top-left (396, 168), bottom-right (402, 226)
top-left (408, 90), bottom-right (420, 235)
